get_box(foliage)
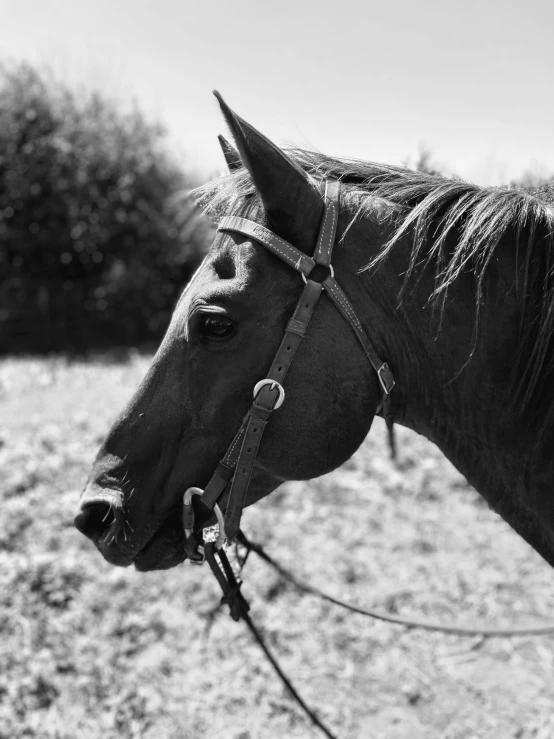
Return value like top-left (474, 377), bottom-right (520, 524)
top-left (510, 168), bottom-right (554, 190)
top-left (0, 62), bottom-right (211, 352)
top-left (406, 146), bottom-right (444, 177)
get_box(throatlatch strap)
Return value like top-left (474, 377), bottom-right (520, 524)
top-left (322, 275), bottom-right (394, 394)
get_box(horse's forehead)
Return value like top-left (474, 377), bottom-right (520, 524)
top-left (177, 259), bottom-right (222, 311)
top-left (175, 237), bottom-right (256, 313)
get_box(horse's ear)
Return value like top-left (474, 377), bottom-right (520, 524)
top-left (213, 90), bottom-right (324, 250)
top-left (218, 135), bottom-right (241, 172)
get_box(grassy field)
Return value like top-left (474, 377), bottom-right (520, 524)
top-left (1, 354), bottom-right (554, 739)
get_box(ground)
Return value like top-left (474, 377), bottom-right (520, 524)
top-left (0, 354), bottom-right (553, 739)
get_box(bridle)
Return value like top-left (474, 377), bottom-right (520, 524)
top-left (182, 180), bottom-right (395, 561)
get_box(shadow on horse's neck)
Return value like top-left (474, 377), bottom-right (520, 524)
top-left (342, 215), bottom-right (554, 568)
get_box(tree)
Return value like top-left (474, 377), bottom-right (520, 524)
top-left (0, 62), bottom-right (211, 352)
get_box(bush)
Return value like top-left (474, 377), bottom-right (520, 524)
top-left (0, 62), bottom-right (211, 352)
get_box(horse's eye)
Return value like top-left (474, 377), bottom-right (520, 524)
top-left (199, 315), bottom-right (236, 342)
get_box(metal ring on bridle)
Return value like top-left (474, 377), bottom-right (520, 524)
top-left (183, 486), bottom-right (227, 551)
top-left (253, 379), bottom-right (285, 409)
top-left (302, 263), bottom-right (335, 284)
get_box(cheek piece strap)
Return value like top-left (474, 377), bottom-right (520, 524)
top-left (182, 179), bottom-right (395, 562)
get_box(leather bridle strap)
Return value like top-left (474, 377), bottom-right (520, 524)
top-left (224, 278), bottom-right (324, 537)
top-left (183, 277), bottom-right (325, 549)
top-left (183, 180), bottom-right (395, 549)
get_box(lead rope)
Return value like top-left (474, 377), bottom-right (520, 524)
top-left (236, 531), bottom-right (554, 638)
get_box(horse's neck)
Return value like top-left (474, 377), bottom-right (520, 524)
top-left (403, 396), bottom-right (554, 567)
top-left (344, 230), bottom-right (554, 567)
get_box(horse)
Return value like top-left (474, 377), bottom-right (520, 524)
top-left (74, 92), bottom-right (554, 574)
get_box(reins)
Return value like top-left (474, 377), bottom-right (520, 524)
top-left (203, 541), bottom-right (338, 739)
top-left (237, 531), bottom-right (554, 638)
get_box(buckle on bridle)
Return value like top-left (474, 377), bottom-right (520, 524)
top-left (377, 363), bottom-right (395, 395)
top-left (253, 379), bottom-right (285, 409)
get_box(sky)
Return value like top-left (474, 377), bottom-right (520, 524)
top-left (0, 0), bottom-right (552, 185)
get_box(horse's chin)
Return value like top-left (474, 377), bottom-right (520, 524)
top-left (134, 544), bottom-right (187, 571)
top-left (133, 513), bottom-right (188, 571)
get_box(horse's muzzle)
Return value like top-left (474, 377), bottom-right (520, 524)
top-left (74, 490), bottom-right (135, 566)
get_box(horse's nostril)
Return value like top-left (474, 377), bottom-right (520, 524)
top-left (74, 501), bottom-right (117, 543)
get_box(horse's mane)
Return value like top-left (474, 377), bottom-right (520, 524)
top-left (193, 150), bottom-right (554, 431)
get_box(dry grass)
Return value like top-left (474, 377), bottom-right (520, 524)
top-left (1, 354), bottom-right (553, 739)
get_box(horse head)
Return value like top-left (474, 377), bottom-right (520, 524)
top-left (75, 94), bottom-right (395, 570)
top-left (76, 93), bottom-right (554, 572)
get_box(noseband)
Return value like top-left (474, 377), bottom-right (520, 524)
top-left (183, 180), bottom-right (395, 561)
